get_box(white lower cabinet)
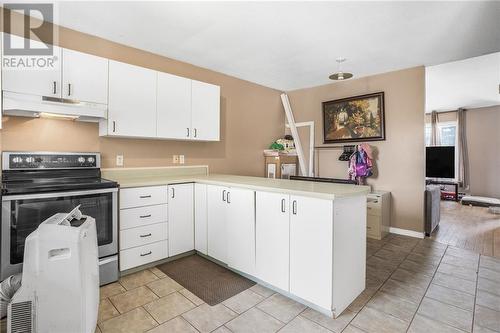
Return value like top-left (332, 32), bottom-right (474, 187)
top-left (226, 188), bottom-right (255, 275)
top-left (194, 184), bottom-right (208, 255)
top-left (207, 185), bottom-right (229, 263)
top-left (117, 181), bottom-right (366, 317)
top-left (119, 185), bottom-right (169, 271)
top-left (120, 222), bottom-right (168, 250)
top-left (120, 240), bottom-right (168, 271)
top-left (120, 204), bottom-right (167, 230)
top-left (168, 184), bottom-right (194, 257)
top-left (120, 185), bottom-right (168, 209)
top-left (289, 195), bottom-right (333, 310)
top-left (255, 191), bottom-right (290, 291)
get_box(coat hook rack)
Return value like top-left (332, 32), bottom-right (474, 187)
top-left (338, 145), bottom-right (356, 161)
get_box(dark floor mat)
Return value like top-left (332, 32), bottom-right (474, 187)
top-left (156, 254), bottom-right (256, 306)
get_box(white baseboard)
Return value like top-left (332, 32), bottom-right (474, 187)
top-left (389, 227), bottom-right (425, 239)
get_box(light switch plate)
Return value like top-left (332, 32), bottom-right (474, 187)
top-left (172, 155), bottom-right (179, 164)
top-left (116, 155), bottom-right (124, 167)
top-left (179, 155), bottom-right (185, 164)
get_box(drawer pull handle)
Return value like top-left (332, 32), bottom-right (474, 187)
top-left (139, 195), bottom-right (152, 199)
top-left (140, 214), bottom-right (152, 219)
top-left (140, 251), bottom-right (152, 257)
top-left (140, 233), bottom-right (152, 238)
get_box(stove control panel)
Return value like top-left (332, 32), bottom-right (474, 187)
top-left (3, 152), bottom-right (101, 170)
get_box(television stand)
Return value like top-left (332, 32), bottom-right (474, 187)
top-left (426, 179), bottom-right (459, 202)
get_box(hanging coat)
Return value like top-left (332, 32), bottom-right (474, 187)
top-left (348, 145), bottom-right (373, 180)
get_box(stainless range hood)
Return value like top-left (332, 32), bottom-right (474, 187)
top-left (2, 91), bottom-right (107, 122)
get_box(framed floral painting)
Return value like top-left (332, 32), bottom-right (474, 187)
top-left (322, 92), bottom-right (385, 143)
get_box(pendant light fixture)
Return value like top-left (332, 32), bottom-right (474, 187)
top-left (329, 57), bottom-right (353, 81)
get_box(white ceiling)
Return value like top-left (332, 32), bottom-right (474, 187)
top-left (52, 1), bottom-right (500, 91)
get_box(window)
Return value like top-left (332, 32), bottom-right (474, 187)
top-left (440, 124), bottom-right (456, 146)
top-left (425, 121), bottom-right (457, 147)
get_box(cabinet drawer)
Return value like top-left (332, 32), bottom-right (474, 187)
top-left (120, 204), bottom-right (167, 230)
top-left (367, 215), bottom-right (381, 236)
top-left (120, 186), bottom-right (168, 209)
top-left (367, 197), bottom-right (382, 216)
top-left (120, 240), bottom-right (168, 271)
top-left (120, 222), bottom-right (168, 250)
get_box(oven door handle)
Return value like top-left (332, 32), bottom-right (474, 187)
top-left (2, 187), bottom-right (118, 201)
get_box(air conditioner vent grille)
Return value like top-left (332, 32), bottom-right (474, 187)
top-left (10, 300), bottom-right (33, 333)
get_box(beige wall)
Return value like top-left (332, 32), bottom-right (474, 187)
top-left (467, 106), bottom-right (500, 197)
top-left (287, 67), bottom-right (426, 232)
top-left (0, 11), bottom-right (284, 175)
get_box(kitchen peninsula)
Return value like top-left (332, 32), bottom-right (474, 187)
top-left (103, 166), bottom-right (369, 317)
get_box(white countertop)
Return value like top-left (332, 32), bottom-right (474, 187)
top-left (102, 167), bottom-right (369, 200)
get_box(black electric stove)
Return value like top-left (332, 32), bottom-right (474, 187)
top-left (1, 151), bottom-right (120, 285)
top-left (1, 152), bottom-right (118, 195)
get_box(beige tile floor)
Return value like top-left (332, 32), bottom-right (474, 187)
top-left (92, 235), bottom-right (500, 333)
top-left (2, 234), bottom-right (500, 333)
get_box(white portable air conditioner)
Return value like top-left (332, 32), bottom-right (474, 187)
top-left (7, 206), bottom-right (99, 333)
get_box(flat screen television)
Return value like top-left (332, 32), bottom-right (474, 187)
top-left (426, 146), bottom-right (455, 179)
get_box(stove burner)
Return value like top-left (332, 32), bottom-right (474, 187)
top-left (2, 152), bottom-right (118, 195)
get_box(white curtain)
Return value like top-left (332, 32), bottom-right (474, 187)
top-left (457, 108), bottom-right (469, 190)
top-left (430, 111), bottom-right (440, 146)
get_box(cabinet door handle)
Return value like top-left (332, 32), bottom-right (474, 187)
top-left (139, 195), bottom-right (151, 199)
top-left (292, 200), bottom-right (297, 215)
top-left (112, 121), bottom-right (116, 133)
top-left (222, 189), bottom-right (226, 202)
top-left (140, 251), bottom-right (152, 257)
top-left (139, 214), bottom-right (151, 219)
top-left (194, 128), bottom-right (197, 138)
top-left (227, 191), bottom-right (231, 204)
top-left (187, 128), bottom-right (190, 137)
top-left (281, 198), bottom-right (286, 213)
top-left (52, 81), bottom-right (57, 94)
top-left (140, 233), bottom-right (152, 238)
top-left (68, 83), bottom-right (72, 96)
top-left (171, 188), bottom-right (175, 199)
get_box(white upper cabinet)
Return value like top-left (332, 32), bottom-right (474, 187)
top-left (157, 72), bottom-right (192, 139)
top-left (62, 48), bottom-right (108, 104)
top-left (191, 80), bottom-right (220, 141)
top-left (1, 33), bottom-right (220, 139)
top-left (2, 33), bottom-right (62, 98)
top-left (106, 60), bottom-right (157, 138)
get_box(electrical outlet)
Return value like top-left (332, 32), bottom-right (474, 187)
top-left (172, 155), bottom-right (179, 164)
top-left (116, 155), bottom-right (124, 167)
top-left (179, 155), bottom-right (185, 164)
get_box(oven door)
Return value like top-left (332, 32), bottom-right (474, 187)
top-left (1, 188), bottom-right (118, 280)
